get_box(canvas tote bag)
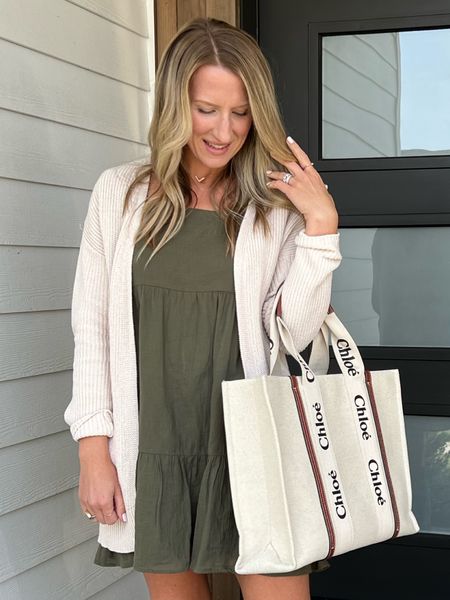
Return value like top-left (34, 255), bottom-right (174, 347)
top-left (221, 298), bottom-right (419, 575)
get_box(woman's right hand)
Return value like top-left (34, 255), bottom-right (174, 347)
top-left (78, 436), bottom-right (127, 525)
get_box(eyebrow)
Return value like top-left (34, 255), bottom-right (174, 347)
top-left (193, 99), bottom-right (249, 109)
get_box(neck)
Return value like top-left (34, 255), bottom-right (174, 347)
top-left (181, 156), bottom-right (228, 189)
top-left (188, 168), bottom-right (223, 188)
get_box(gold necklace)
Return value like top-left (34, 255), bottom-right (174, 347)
top-left (194, 175), bottom-right (206, 183)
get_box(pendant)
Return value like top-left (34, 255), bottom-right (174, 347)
top-left (194, 175), bottom-right (206, 183)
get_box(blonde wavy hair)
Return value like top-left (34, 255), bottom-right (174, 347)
top-left (125, 16), bottom-right (298, 266)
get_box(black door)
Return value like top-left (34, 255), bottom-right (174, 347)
top-left (241, 1), bottom-right (450, 598)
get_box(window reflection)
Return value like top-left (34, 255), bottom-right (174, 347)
top-left (405, 416), bottom-right (450, 534)
top-left (331, 227), bottom-right (450, 347)
top-left (322, 28), bottom-right (450, 158)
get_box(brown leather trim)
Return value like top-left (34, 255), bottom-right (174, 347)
top-left (365, 369), bottom-right (401, 538)
top-left (290, 375), bottom-right (336, 558)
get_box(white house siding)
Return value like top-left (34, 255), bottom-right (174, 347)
top-left (0, 1), bottom-right (153, 598)
top-left (322, 32), bottom-right (400, 158)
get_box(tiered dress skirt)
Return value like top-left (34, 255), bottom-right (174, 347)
top-left (94, 207), bottom-right (329, 576)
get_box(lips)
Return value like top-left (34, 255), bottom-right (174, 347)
top-left (204, 140), bottom-right (231, 152)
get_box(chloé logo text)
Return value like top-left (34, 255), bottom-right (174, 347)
top-left (313, 402), bottom-right (329, 450)
top-left (368, 459), bottom-right (387, 506)
top-left (303, 362), bottom-right (315, 382)
top-left (328, 470), bottom-right (347, 519)
top-left (337, 338), bottom-right (359, 376)
top-left (353, 395), bottom-right (372, 441)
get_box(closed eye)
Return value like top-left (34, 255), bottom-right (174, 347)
top-left (198, 108), bottom-right (248, 117)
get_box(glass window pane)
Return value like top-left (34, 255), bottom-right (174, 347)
top-left (331, 227), bottom-right (450, 347)
top-left (405, 416), bottom-right (450, 535)
top-left (322, 29), bottom-right (450, 158)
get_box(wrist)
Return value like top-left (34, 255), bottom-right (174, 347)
top-left (304, 214), bottom-right (339, 236)
top-left (305, 224), bottom-right (338, 236)
top-left (78, 435), bottom-right (110, 461)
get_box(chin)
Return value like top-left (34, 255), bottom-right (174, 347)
top-left (199, 155), bottom-right (231, 168)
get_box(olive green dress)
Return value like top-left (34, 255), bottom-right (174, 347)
top-left (94, 207), bottom-right (329, 576)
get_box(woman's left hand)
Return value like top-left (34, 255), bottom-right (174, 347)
top-left (267, 136), bottom-right (339, 236)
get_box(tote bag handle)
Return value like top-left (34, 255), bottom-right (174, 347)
top-left (307, 309), bottom-right (332, 375)
top-left (272, 297), bottom-right (366, 385)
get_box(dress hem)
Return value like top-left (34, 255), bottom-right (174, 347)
top-left (132, 565), bottom-right (237, 574)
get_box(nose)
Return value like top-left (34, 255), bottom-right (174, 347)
top-left (212, 114), bottom-right (233, 144)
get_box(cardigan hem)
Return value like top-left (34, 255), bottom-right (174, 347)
top-left (295, 229), bottom-right (341, 250)
top-left (69, 409), bottom-right (114, 441)
top-left (97, 504), bottom-right (136, 553)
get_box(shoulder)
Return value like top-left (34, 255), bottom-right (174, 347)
top-left (92, 156), bottom-right (150, 215)
top-left (81, 157), bottom-right (150, 254)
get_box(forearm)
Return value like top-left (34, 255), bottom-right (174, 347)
top-left (79, 436), bottom-right (110, 462)
top-left (262, 218), bottom-right (342, 356)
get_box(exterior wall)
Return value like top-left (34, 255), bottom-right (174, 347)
top-left (0, 1), bottom-right (153, 598)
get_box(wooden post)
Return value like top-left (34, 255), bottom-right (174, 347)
top-left (154, 0), bottom-right (178, 65)
top-left (154, 0), bottom-right (238, 64)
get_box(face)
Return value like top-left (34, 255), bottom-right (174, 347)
top-left (184, 64), bottom-right (253, 178)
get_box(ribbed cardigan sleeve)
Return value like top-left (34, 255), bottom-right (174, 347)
top-left (63, 173), bottom-right (114, 442)
top-left (262, 209), bottom-right (342, 355)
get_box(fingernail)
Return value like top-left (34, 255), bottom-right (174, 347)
top-left (266, 181), bottom-right (273, 187)
top-left (287, 136), bottom-right (295, 144)
top-left (122, 513), bottom-right (127, 522)
top-left (266, 170), bottom-right (272, 174)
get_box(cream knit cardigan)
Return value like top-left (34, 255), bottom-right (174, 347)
top-left (64, 160), bottom-right (342, 552)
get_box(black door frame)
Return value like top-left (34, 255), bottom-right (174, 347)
top-left (240, 2), bottom-right (450, 598)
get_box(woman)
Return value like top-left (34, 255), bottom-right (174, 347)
top-left (64, 16), bottom-right (342, 600)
